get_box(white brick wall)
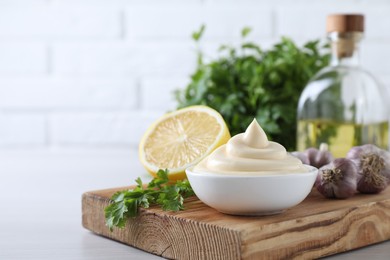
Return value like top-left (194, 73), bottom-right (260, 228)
top-left (0, 6), bottom-right (121, 39)
top-left (50, 111), bottom-right (158, 147)
top-left (0, 0), bottom-right (389, 151)
top-left (0, 77), bottom-right (137, 109)
top-left (140, 77), bottom-right (188, 111)
top-left (0, 114), bottom-right (46, 146)
top-left (0, 43), bottom-right (47, 75)
top-left (52, 42), bottom-right (196, 77)
top-left (125, 4), bottom-right (273, 40)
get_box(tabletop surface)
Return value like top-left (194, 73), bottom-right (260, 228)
top-left (1, 149), bottom-right (389, 260)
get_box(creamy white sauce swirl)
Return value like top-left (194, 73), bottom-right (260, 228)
top-left (193, 119), bottom-right (308, 175)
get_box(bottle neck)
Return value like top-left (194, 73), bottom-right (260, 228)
top-left (328, 32), bottom-right (362, 67)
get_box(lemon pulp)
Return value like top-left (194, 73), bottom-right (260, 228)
top-left (139, 106), bottom-right (230, 180)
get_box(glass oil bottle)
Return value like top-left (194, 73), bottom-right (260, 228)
top-left (297, 14), bottom-right (389, 157)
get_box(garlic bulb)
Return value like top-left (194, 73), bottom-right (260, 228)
top-left (304, 143), bottom-right (334, 169)
top-left (315, 158), bottom-right (358, 199)
top-left (346, 144), bottom-right (390, 194)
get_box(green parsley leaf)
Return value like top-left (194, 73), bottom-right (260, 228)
top-left (192, 24), bottom-right (205, 42)
top-left (241, 27), bottom-right (252, 38)
top-left (135, 177), bottom-right (143, 188)
top-left (104, 169), bottom-right (194, 231)
top-left (104, 200), bottom-right (128, 231)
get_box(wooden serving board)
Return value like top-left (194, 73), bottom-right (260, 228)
top-left (82, 187), bottom-right (390, 259)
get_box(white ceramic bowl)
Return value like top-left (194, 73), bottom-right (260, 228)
top-left (186, 165), bottom-right (318, 216)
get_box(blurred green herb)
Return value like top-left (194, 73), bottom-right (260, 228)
top-left (104, 169), bottom-right (194, 231)
top-left (175, 26), bottom-right (330, 151)
top-left (192, 24), bottom-right (205, 42)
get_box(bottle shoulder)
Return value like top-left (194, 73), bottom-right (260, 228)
top-left (311, 65), bottom-right (379, 83)
top-left (302, 65), bottom-right (385, 98)
top-left (298, 64), bottom-right (389, 123)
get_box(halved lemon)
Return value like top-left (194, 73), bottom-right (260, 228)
top-left (139, 105), bottom-right (231, 180)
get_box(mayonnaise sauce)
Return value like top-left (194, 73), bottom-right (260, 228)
top-left (193, 119), bottom-right (309, 175)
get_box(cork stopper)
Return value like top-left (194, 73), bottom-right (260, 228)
top-left (326, 14), bottom-right (364, 33)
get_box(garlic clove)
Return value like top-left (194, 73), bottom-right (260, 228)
top-left (303, 143), bottom-right (334, 169)
top-left (346, 144), bottom-right (390, 194)
top-left (290, 151), bottom-right (310, 165)
top-left (315, 158), bottom-right (358, 199)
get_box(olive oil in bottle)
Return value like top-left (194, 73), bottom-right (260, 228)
top-left (297, 119), bottom-right (389, 157)
top-left (297, 14), bottom-right (389, 156)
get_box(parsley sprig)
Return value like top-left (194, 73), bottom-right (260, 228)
top-left (104, 169), bottom-right (194, 231)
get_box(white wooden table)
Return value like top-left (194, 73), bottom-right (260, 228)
top-left (1, 150), bottom-right (389, 259)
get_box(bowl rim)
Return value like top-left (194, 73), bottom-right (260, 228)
top-left (186, 164), bottom-right (318, 179)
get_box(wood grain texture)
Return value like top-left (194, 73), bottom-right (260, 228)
top-left (82, 187), bottom-right (390, 260)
